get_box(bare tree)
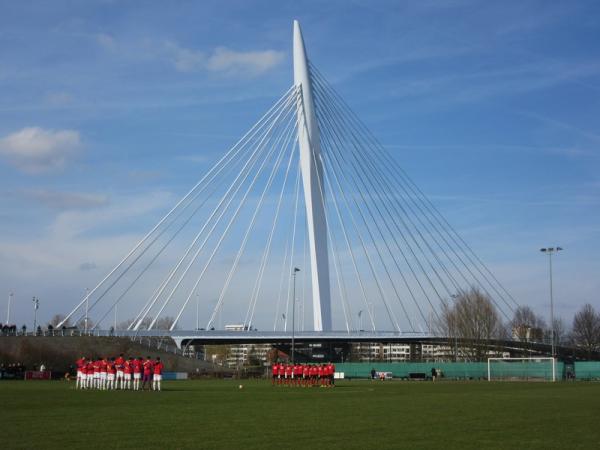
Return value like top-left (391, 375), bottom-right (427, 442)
top-left (118, 318), bottom-right (135, 329)
top-left (205, 345), bottom-right (231, 365)
top-left (75, 317), bottom-right (94, 330)
top-left (117, 316), bottom-right (180, 331)
top-left (571, 304), bottom-right (600, 358)
top-left (437, 287), bottom-right (503, 361)
top-left (511, 306), bottom-right (546, 342)
top-left (549, 317), bottom-right (568, 346)
top-left (49, 314), bottom-right (71, 328)
top-left (154, 316), bottom-right (180, 330)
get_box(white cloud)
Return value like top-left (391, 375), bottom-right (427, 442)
top-left (19, 189), bottom-right (109, 210)
top-left (162, 40), bottom-right (206, 72)
top-left (206, 47), bottom-right (285, 75)
top-left (79, 262), bottom-right (97, 271)
top-left (0, 127), bottom-right (82, 173)
top-left (44, 92), bottom-right (74, 107)
top-left (97, 35), bottom-right (284, 76)
top-left (95, 33), bottom-right (117, 50)
top-left (164, 42), bottom-right (284, 75)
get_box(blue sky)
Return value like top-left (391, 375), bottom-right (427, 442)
top-left (1, 0), bottom-right (599, 330)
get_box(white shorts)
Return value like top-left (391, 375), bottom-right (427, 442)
top-left (80, 373), bottom-right (87, 380)
top-left (123, 373), bottom-right (132, 380)
top-left (134, 373), bottom-right (141, 380)
top-left (153, 375), bottom-right (162, 381)
top-left (77, 370), bottom-right (82, 379)
top-left (94, 373), bottom-right (99, 379)
top-left (107, 373), bottom-right (115, 381)
top-left (100, 372), bottom-right (107, 380)
top-left (116, 371), bottom-right (124, 378)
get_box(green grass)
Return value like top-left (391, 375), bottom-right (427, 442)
top-left (1, 379), bottom-right (599, 449)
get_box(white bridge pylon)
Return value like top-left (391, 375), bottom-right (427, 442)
top-left (293, 20), bottom-right (331, 331)
top-left (58, 21), bottom-right (519, 333)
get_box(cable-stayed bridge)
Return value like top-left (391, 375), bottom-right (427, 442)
top-left (58, 21), bottom-right (519, 346)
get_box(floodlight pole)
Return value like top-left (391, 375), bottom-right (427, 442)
top-left (32, 297), bottom-right (39, 332)
top-left (84, 288), bottom-right (90, 334)
top-left (6, 292), bottom-right (13, 325)
top-left (450, 294), bottom-right (459, 362)
top-left (196, 293), bottom-right (200, 331)
top-left (540, 247), bottom-right (562, 359)
top-left (292, 267), bottom-right (300, 365)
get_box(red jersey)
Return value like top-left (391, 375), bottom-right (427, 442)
top-left (303, 365), bottom-right (310, 376)
top-left (115, 357), bottom-right (125, 371)
top-left (106, 362), bottom-right (115, 374)
top-left (124, 361), bottom-right (133, 374)
top-left (294, 365), bottom-right (302, 375)
top-left (143, 360), bottom-right (153, 375)
top-left (76, 358), bottom-right (85, 370)
top-left (133, 360), bottom-right (142, 374)
top-left (310, 366), bottom-right (317, 376)
top-left (285, 365), bottom-right (293, 376)
top-left (93, 361), bottom-right (101, 373)
top-left (153, 362), bottom-right (164, 375)
top-left (317, 366), bottom-right (324, 377)
top-left (272, 364), bottom-right (279, 376)
top-left (86, 362), bottom-right (94, 375)
top-left (99, 360), bottom-right (107, 373)
top-left (328, 364), bottom-right (335, 375)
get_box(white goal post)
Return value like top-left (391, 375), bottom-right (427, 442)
top-left (487, 357), bottom-right (556, 382)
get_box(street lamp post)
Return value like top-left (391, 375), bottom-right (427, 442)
top-left (450, 294), bottom-right (459, 362)
top-left (196, 293), bottom-right (200, 330)
top-left (292, 267), bottom-right (300, 365)
top-left (84, 288), bottom-right (90, 334)
top-left (540, 247), bottom-right (562, 359)
top-left (32, 297), bottom-right (39, 332)
top-left (6, 292), bottom-right (13, 324)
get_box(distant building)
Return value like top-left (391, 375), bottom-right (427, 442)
top-left (206, 324), bottom-right (272, 367)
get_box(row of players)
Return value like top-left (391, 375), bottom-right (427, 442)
top-left (271, 362), bottom-right (336, 387)
top-left (75, 355), bottom-right (165, 391)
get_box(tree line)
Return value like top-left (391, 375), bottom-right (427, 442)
top-left (437, 287), bottom-right (600, 360)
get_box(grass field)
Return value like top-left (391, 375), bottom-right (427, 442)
top-left (1, 379), bottom-right (599, 449)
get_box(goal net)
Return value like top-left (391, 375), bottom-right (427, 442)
top-left (487, 357), bottom-right (556, 382)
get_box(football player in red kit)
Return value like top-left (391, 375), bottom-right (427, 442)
top-left (75, 356), bottom-right (86, 389)
top-left (271, 362), bottom-right (279, 385)
top-left (123, 357), bottom-right (133, 390)
top-left (115, 353), bottom-right (125, 389)
top-left (106, 358), bottom-right (116, 390)
top-left (142, 356), bottom-right (154, 390)
top-left (152, 357), bottom-right (164, 391)
top-left (284, 364), bottom-right (293, 385)
top-left (277, 362), bottom-right (285, 385)
top-left (302, 364), bottom-right (310, 387)
top-left (293, 364), bottom-right (303, 386)
top-left (133, 357), bottom-right (142, 391)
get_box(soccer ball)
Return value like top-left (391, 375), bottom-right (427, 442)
top-left (239, 384), bottom-right (243, 389)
